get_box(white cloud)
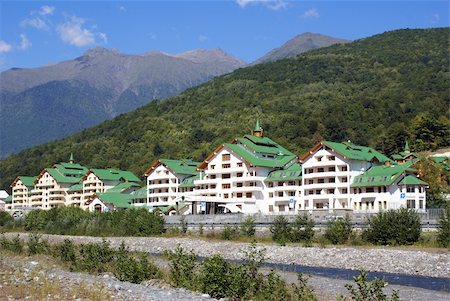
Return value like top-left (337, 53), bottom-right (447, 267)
top-left (119, 6), bottom-right (126, 12)
top-left (0, 41), bottom-right (13, 53)
top-left (39, 5), bottom-right (55, 16)
top-left (303, 8), bottom-right (319, 18)
top-left (57, 17), bottom-right (96, 47)
top-left (98, 32), bottom-right (108, 43)
top-left (19, 34), bottom-right (32, 50)
top-left (236, 0), bottom-right (288, 10)
top-left (21, 17), bottom-right (50, 30)
top-left (198, 35), bottom-right (207, 42)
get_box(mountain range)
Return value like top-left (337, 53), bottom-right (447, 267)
top-left (0, 33), bottom-right (346, 158)
top-left (0, 28), bottom-right (448, 191)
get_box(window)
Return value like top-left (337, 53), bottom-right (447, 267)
top-left (246, 192), bottom-right (252, 198)
top-left (211, 184), bottom-right (216, 189)
top-left (278, 192), bottom-right (283, 197)
top-left (288, 181), bottom-right (295, 186)
top-left (210, 174), bottom-right (216, 179)
top-left (366, 187), bottom-right (374, 193)
top-left (222, 163), bottom-right (231, 169)
top-left (407, 186), bottom-right (415, 193)
top-left (328, 166), bottom-right (336, 172)
top-left (308, 190), bottom-right (314, 195)
top-left (222, 174), bottom-right (231, 179)
top-left (277, 182), bottom-right (284, 187)
top-left (407, 199), bottom-right (415, 209)
top-left (419, 199), bottom-right (424, 209)
top-left (237, 162), bottom-right (243, 167)
top-left (318, 168), bottom-right (324, 173)
top-left (222, 154), bottom-right (230, 161)
top-left (279, 205), bottom-right (285, 212)
top-left (316, 203), bottom-right (324, 209)
top-left (237, 193), bottom-right (243, 198)
top-left (268, 182), bottom-right (273, 188)
top-left (318, 178), bottom-right (325, 184)
top-left (341, 177), bottom-right (348, 183)
top-left (329, 178), bottom-right (335, 183)
top-left (308, 179), bottom-right (314, 184)
top-left (328, 155), bottom-right (336, 161)
top-left (315, 189), bottom-right (321, 194)
top-left (269, 205), bottom-right (273, 212)
top-left (224, 193), bottom-right (229, 199)
top-left (341, 166), bottom-right (348, 172)
top-left (269, 192), bottom-right (273, 197)
top-left (307, 168), bottom-right (313, 174)
top-left (222, 184), bottom-right (230, 189)
top-left (327, 189), bottom-right (334, 194)
top-left (210, 165), bottom-right (215, 170)
top-left (288, 191), bottom-right (295, 196)
top-left (236, 182), bottom-right (243, 187)
top-left (342, 188), bottom-right (348, 194)
top-left (316, 156), bottom-right (323, 162)
top-left (237, 172), bottom-right (243, 177)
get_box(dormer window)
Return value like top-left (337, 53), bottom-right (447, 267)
top-left (222, 154), bottom-right (230, 161)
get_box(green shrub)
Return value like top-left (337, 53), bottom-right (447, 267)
top-left (0, 211), bottom-right (13, 227)
top-left (55, 239), bottom-right (77, 268)
top-left (0, 234), bottom-right (24, 254)
top-left (256, 270), bottom-right (290, 301)
top-left (240, 216), bottom-right (256, 237)
top-left (325, 215), bottom-right (352, 244)
top-left (167, 244), bottom-right (198, 289)
top-left (270, 215), bottom-right (291, 245)
top-left (24, 209), bottom-right (48, 231)
top-left (292, 273), bottom-right (318, 301)
top-left (341, 269), bottom-right (400, 301)
top-left (221, 225), bottom-right (239, 240)
top-left (27, 233), bottom-right (50, 255)
top-left (437, 205), bottom-right (450, 247)
top-left (76, 240), bottom-right (114, 273)
top-left (363, 208), bottom-right (420, 245)
top-left (291, 214), bottom-right (315, 243)
top-left (200, 254), bottom-right (232, 299)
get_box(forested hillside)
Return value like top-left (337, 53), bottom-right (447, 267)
top-left (1, 28), bottom-right (448, 191)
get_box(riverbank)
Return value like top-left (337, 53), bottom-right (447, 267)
top-left (4, 233), bottom-right (449, 278)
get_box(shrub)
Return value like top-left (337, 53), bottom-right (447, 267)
top-left (24, 210), bottom-right (48, 231)
top-left (364, 208), bottom-right (420, 245)
top-left (0, 211), bottom-right (13, 227)
top-left (325, 215), bottom-right (352, 244)
top-left (27, 233), bottom-right (50, 256)
top-left (221, 225), bottom-right (239, 240)
top-left (0, 234), bottom-right (24, 254)
top-left (256, 270), bottom-right (290, 301)
top-left (76, 240), bottom-right (114, 273)
top-left (55, 239), bottom-right (77, 268)
top-left (437, 205), bottom-right (450, 247)
top-left (341, 269), bottom-right (400, 301)
top-left (270, 215), bottom-right (291, 245)
top-left (291, 214), bottom-right (315, 243)
top-left (167, 244), bottom-right (198, 289)
top-left (200, 254), bottom-right (232, 299)
top-left (292, 273), bottom-right (318, 301)
top-left (240, 216), bottom-right (256, 237)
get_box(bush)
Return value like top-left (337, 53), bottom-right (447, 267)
top-left (291, 214), bottom-right (315, 243)
top-left (0, 234), bottom-right (24, 254)
top-left (55, 239), bottom-right (77, 268)
top-left (341, 269), bottom-right (400, 301)
top-left (24, 210), bottom-right (48, 231)
top-left (292, 273), bottom-right (318, 301)
top-left (76, 240), bottom-right (114, 273)
top-left (270, 215), bottom-right (291, 245)
top-left (437, 205), bottom-right (450, 247)
top-left (240, 216), bottom-right (256, 237)
top-left (325, 215), bottom-right (352, 244)
top-left (167, 244), bottom-right (198, 289)
top-left (200, 254), bottom-right (232, 299)
top-left (27, 233), bottom-right (50, 256)
top-left (0, 211), bottom-right (13, 227)
top-left (363, 208), bottom-right (420, 245)
top-left (221, 225), bottom-right (239, 240)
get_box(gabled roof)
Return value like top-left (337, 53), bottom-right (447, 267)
top-left (84, 168), bottom-right (140, 182)
top-left (301, 141), bottom-right (392, 163)
top-left (265, 163), bottom-right (302, 182)
top-left (179, 174), bottom-right (201, 188)
top-left (52, 162), bottom-right (88, 176)
top-left (351, 165), bottom-right (419, 187)
top-left (95, 192), bottom-right (132, 209)
top-left (431, 156), bottom-right (450, 171)
top-left (106, 182), bottom-right (141, 193)
top-left (144, 159), bottom-right (200, 177)
top-left (198, 134), bottom-right (297, 170)
top-left (130, 187), bottom-right (147, 199)
top-left (398, 175), bottom-right (428, 186)
top-left (68, 183), bottom-right (83, 192)
top-left (45, 168), bottom-right (82, 184)
top-left (11, 176), bottom-right (37, 188)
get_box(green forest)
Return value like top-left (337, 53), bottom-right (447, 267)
top-left (1, 28), bottom-right (449, 191)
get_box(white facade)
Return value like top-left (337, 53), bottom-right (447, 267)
top-left (11, 180), bottom-right (31, 209)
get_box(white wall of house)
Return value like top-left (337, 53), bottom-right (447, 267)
top-left (11, 180), bottom-right (30, 209)
top-left (147, 164), bottom-right (183, 206)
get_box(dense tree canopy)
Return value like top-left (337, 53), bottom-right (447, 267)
top-left (1, 28), bottom-right (448, 191)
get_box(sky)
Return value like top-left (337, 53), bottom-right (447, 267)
top-left (0, 0), bottom-right (448, 71)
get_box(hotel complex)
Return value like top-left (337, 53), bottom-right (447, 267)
top-left (6, 120), bottom-right (445, 215)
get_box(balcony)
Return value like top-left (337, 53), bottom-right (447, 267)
top-left (148, 183), bottom-right (177, 189)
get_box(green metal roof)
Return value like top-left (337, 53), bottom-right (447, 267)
top-left (47, 168), bottom-right (82, 184)
top-left (106, 182), bottom-right (141, 193)
top-left (4, 195), bottom-right (12, 204)
top-left (351, 165), bottom-right (418, 187)
top-left (323, 141), bottom-right (392, 163)
top-left (179, 174), bottom-right (200, 188)
top-left (97, 193), bottom-right (132, 208)
top-left (68, 183), bottom-right (83, 191)
top-left (392, 151), bottom-right (418, 160)
top-left (130, 187), bottom-right (147, 199)
top-left (90, 168), bottom-right (141, 182)
top-left (18, 176), bottom-right (37, 187)
top-left (265, 163), bottom-right (302, 182)
top-left (398, 175), bottom-right (428, 186)
top-left (159, 159), bottom-right (201, 176)
top-left (431, 156), bottom-right (450, 171)
top-left (54, 162), bottom-right (88, 176)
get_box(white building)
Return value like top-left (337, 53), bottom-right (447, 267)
top-left (194, 121), bottom-right (300, 214)
top-left (10, 177), bottom-right (35, 209)
top-left (300, 141), bottom-right (427, 212)
top-left (145, 159), bottom-right (200, 213)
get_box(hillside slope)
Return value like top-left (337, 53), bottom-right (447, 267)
top-left (0, 28), bottom-right (448, 191)
top-left (0, 48), bottom-right (245, 157)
